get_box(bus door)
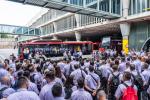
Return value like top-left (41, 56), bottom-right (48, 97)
top-left (92, 42), bottom-right (100, 51)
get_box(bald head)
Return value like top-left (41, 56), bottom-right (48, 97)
top-left (1, 76), bottom-right (11, 86)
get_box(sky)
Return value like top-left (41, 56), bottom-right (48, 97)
top-left (0, 0), bottom-right (47, 26)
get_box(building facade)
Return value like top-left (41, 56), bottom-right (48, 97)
top-left (26, 0), bottom-right (150, 52)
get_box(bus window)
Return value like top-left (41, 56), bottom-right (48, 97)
top-left (99, 37), bottom-right (111, 52)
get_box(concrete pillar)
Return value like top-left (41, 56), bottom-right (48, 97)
top-left (75, 14), bottom-right (80, 27)
top-left (53, 22), bottom-right (57, 33)
top-left (75, 31), bottom-right (81, 41)
top-left (122, 0), bottom-right (130, 17)
top-left (120, 23), bottom-right (130, 54)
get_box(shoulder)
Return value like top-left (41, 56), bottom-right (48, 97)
top-left (41, 84), bottom-right (51, 92)
top-left (93, 73), bottom-right (99, 77)
top-left (71, 90), bottom-right (79, 96)
top-left (28, 91), bottom-right (39, 96)
top-left (85, 75), bottom-right (90, 79)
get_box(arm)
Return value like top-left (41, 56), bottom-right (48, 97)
top-left (84, 77), bottom-right (93, 93)
top-left (96, 77), bottom-right (101, 91)
top-left (115, 86), bottom-right (122, 100)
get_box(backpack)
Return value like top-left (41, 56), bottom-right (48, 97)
top-left (132, 72), bottom-right (143, 91)
top-left (30, 74), bottom-right (36, 83)
top-left (109, 72), bottom-right (120, 93)
top-left (0, 87), bottom-right (8, 99)
top-left (64, 87), bottom-right (73, 99)
top-left (94, 69), bottom-right (102, 79)
top-left (30, 74), bottom-right (41, 91)
top-left (122, 83), bottom-right (138, 100)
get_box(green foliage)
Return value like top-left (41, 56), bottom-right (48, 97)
top-left (0, 33), bottom-right (14, 38)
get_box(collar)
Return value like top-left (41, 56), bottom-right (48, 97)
top-left (124, 80), bottom-right (131, 84)
top-left (17, 88), bottom-right (27, 92)
top-left (54, 97), bottom-right (64, 100)
top-left (89, 72), bottom-right (94, 74)
top-left (78, 88), bottom-right (84, 91)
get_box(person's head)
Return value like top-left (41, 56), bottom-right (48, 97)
top-left (45, 70), bottom-right (55, 83)
top-left (132, 56), bottom-right (137, 61)
top-left (66, 60), bottom-right (70, 64)
top-left (16, 63), bottom-right (22, 71)
top-left (77, 77), bottom-right (84, 88)
top-left (101, 60), bottom-right (106, 65)
top-left (36, 66), bottom-right (41, 72)
top-left (110, 62), bottom-right (115, 68)
top-left (74, 64), bottom-right (79, 69)
top-left (127, 57), bottom-right (130, 62)
top-left (90, 62), bottom-right (94, 66)
top-left (52, 83), bottom-right (62, 97)
top-left (89, 65), bottom-right (94, 72)
top-left (143, 63), bottom-right (149, 69)
top-left (23, 71), bottom-right (30, 79)
top-left (123, 71), bottom-right (131, 81)
top-left (4, 59), bottom-right (9, 65)
top-left (55, 66), bottom-right (61, 78)
top-left (28, 64), bottom-right (35, 72)
top-left (35, 59), bottom-right (40, 64)
top-left (114, 59), bottom-right (119, 65)
top-left (17, 76), bottom-right (29, 89)
top-left (130, 64), bottom-right (135, 71)
top-left (64, 76), bottom-right (74, 88)
top-left (97, 90), bottom-right (106, 100)
top-left (17, 71), bottom-right (24, 78)
top-left (126, 62), bottom-right (130, 68)
top-left (80, 61), bottom-right (84, 66)
top-left (121, 57), bottom-right (125, 62)
top-left (112, 65), bottom-right (118, 72)
top-left (1, 76), bottom-right (11, 86)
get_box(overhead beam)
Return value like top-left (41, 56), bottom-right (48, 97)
top-left (8, 0), bottom-right (121, 19)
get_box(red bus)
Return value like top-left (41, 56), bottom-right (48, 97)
top-left (18, 40), bottom-right (96, 59)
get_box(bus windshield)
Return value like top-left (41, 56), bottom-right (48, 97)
top-left (100, 37), bottom-right (111, 49)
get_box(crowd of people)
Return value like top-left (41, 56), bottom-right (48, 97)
top-left (0, 49), bottom-right (150, 100)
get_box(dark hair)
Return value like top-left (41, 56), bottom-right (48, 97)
top-left (36, 66), bottom-right (41, 72)
top-left (52, 83), bottom-right (62, 97)
top-left (77, 77), bottom-right (84, 88)
top-left (121, 57), bottom-right (125, 62)
top-left (17, 71), bottom-right (24, 78)
top-left (130, 64), bottom-right (135, 71)
top-left (17, 76), bottom-right (28, 88)
top-left (23, 71), bottom-right (30, 78)
top-left (80, 61), bottom-right (84, 66)
top-left (35, 59), bottom-right (40, 64)
top-left (45, 71), bottom-right (55, 80)
top-left (146, 58), bottom-right (150, 64)
top-left (89, 65), bottom-right (94, 72)
top-left (55, 66), bottom-right (62, 78)
top-left (16, 64), bottom-right (22, 71)
top-left (90, 62), bottom-right (94, 66)
top-left (74, 64), bottom-right (79, 69)
top-left (114, 59), bottom-right (119, 65)
top-left (112, 65), bottom-right (118, 71)
top-left (123, 72), bottom-right (131, 80)
top-left (64, 76), bottom-right (74, 88)
top-left (143, 63), bottom-right (149, 69)
top-left (4, 59), bottom-right (9, 64)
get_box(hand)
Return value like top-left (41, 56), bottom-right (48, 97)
top-left (92, 90), bottom-right (97, 96)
